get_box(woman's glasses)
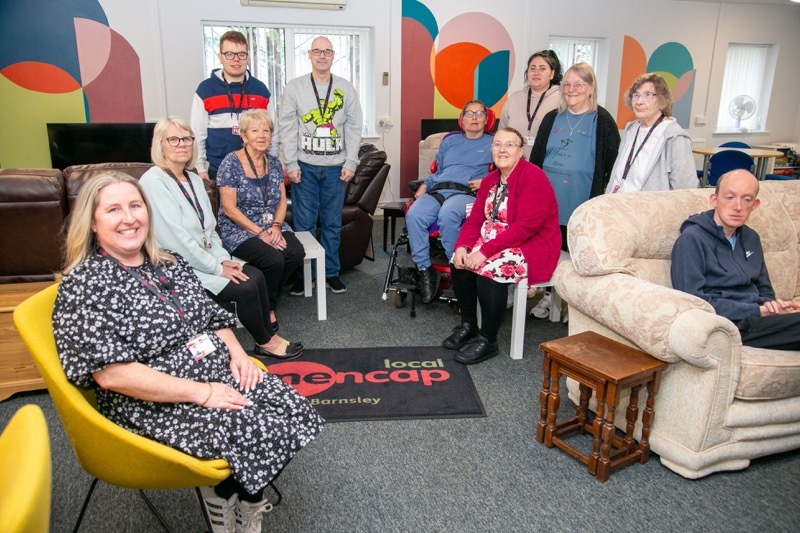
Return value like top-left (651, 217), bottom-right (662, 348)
top-left (164, 136), bottom-right (195, 147)
top-left (463, 110), bottom-right (487, 118)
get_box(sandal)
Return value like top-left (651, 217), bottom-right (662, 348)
top-left (253, 340), bottom-right (303, 361)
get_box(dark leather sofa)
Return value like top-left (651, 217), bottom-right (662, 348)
top-left (0, 144), bottom-right (389, 282)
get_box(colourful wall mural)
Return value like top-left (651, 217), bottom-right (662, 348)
top-left (0, 0), bottom-right (144, 168)
top-left (401, 0), bottom-right (515, 191)
top-left (617, 36), bottom-right (695, 129)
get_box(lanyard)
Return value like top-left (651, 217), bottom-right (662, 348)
top-left (310, 74), bottom-right (334, 120)
top-left (526, 89), bottom-right (546, 132)
top-left (243, 146), bottom-right (269, 205)
top-left (222, 72), bottom-right (247, 117)
top-left (490, 180), bottom-right (509, 221)
top-left (621, 114), bottom-right (666, 182)
top-left (164, 169), bottom-right (205, 230)
top-left (99, 249), bottom-right (187, 323)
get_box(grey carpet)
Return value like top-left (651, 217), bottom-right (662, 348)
top-left (2, 219), bottom-right (799, 532)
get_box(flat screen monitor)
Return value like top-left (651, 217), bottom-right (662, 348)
top-left (47, 123), bottom-right (156, 169)
top-left (420, 118), bottom-right (498, 140)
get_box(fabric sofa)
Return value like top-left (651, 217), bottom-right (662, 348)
top-left (554, 180), bottom-right (800, 478)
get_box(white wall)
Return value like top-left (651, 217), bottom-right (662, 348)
top-left (98, 0), bottom-right (800, 201)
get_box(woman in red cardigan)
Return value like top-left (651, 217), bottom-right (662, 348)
top-left (443, 127), bottom-right (561, 364)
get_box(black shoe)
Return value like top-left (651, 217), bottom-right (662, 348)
top-left (289, 279), bottom-right (306, 297)
top-left (420, 268), bottom-right (438, 304)
top-left (442, 323), bottom-right (478, 350)
top-left (253, 340), bottom-right (303, 361)
top-left (326, 276), bottom-right (347, 294)
top-left (454, 335), bottom-right (499, 365)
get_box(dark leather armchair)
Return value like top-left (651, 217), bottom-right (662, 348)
top-left (285, 143), bottom-right (390, 271)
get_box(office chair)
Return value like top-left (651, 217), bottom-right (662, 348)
top-left (707, 149), bottom-right (754, 186)
top-left (719, 141), bottom-right (751, 149)
top-left (0, 404), bottom-right (52, 533)
top-left (13, 284), bottom-right (231, 532)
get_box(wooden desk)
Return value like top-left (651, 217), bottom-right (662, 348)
top-left (692, 146), bottom-right (783, 186)
top-left (537, 331), bottom-right (667, 482)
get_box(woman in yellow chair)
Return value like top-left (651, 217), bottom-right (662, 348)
top-left (52, 171), bottom-right (323, 533)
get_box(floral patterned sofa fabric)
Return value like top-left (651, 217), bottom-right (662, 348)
top-left (554, 180), bottom-right (800, 479)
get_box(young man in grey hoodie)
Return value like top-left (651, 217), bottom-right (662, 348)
top-left (279, 36), bottom-right (363, 295)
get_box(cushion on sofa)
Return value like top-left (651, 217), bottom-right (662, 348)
top-left (736, 347), bottom-right (800, 400)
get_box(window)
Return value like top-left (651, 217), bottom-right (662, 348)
top-left (548, 36), bottom-right (601, 70)
top-left (716, 43), bottom-right (777, 132)
top-left (202, 24), bottom-right (372, 134)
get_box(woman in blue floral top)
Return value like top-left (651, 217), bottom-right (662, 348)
top-left (217, 109), bottom-right (304, 337)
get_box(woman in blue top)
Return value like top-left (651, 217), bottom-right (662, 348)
top-left (528, 62), bottom-right (620, 318)
top-left (216, 109), bottom-right (304, 335)
top-left (530, 62), bottom-right (620, 252)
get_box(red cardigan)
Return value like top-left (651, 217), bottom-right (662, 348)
top-left (455, 159), bottom-right (561, 284)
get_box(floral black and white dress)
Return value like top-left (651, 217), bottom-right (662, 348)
top-left (470, 182), bottom-right (528, 284)
top-left (53, 252), bottom-right (324, 493)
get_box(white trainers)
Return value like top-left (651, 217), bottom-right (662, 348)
top-left (199, 486), bottom-right (237, 533)
top-left (235, 497), bottom-right (274, 533)
top-left (530, 291), bottom-right (552, 319)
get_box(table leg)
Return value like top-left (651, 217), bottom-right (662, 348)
top-left (639, 377), bottom-right (658, 463)
top-left (597, 382), bottom-right (619, 482)
top-left (383, 216), bottom-right (389, 252)
top-left (624, 385), bottom-right (641, 454)
top-left (577, 383), bottom-right (591, 435)
top-left (701, 155), bottom-right (711, 187)
top-left (544, 362), bottom-right (562, 447)
top-left (536, 354), bottom-right (552, 443)
top-left (587, 383), bottom-right (606, 476)
top-left (315, 252), bottom-right (327, 321)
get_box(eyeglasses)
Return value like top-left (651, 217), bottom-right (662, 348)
top-left (492, 142), bottom-right (522, 150)
top-left (221, 51), bottom-right (248, 60)
top-left (164, 136), bottom-right (195, 147)
top-left (562, 82), bottom-right (589, 90)
top-left (462, 110), bottom-right (487, 118)
top-left (631, 92), bottom-right (657, 102)
top-left (310, 48), bottom-right (335, 57)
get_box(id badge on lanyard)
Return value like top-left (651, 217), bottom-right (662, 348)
top-left (187, 333), bottom-right (217, 361)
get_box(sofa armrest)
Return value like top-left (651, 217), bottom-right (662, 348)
top-left (554, 262), bottom-right (740, 366)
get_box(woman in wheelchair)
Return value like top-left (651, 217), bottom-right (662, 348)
top-left (406, 99), bottom-right (494, 304)
top-left (443, 128), bottom-right (561, 364)
top-left (53, 172), bottom-right (323, 531)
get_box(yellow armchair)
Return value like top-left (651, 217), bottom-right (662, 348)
top-left (13, 283), bottom-right (230, 531)
top-left (0, 404), bottom-right (51, 533)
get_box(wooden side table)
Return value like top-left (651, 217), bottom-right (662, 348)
top-left (381, 201), bottom-right (407, 252)
top-left (537, 331), bottom-right (667, 482)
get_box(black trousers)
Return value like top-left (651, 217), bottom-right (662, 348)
top-left (450, 265), bottom-right (509, 343)
top-left (208, 264), bottom-right (274, 345)
top-left (232, 232), bottom-right (304, 310)
top-left (736, 313), bottom-right (800, 351)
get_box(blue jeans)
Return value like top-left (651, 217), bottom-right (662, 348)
top-left (292, 162), bottom-right (345, 277)
top-left (406, 192), bottom-right (473, 269)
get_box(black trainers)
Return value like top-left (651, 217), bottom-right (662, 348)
top-left (326, 276), bottom-right (347, 294)
top-left (289, 278), bottom-right (306, 296)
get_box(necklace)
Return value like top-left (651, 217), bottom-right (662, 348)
top-left (566, 111), bottom-right (588, 136)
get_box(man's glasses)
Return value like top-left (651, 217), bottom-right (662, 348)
top-left (562, 82), bottom-right (589, 90)
top-left (310, 48), bottom-right (335, 57)
top-left (221, 51), bottom-right (248, 60)
top-left (631, 92), bottom-right (657, 102)
top-left (164, 136), bottom-right (195, 147)
top-left (492, 142), bottom-right (522, 150)
top-left (462, 110), bottom-right (487, 118)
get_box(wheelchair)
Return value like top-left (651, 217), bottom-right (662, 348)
top-left (381, 107), bottom-right (496, 317)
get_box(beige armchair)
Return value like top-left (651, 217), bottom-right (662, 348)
top-left (554, 181), bottom-right (800, 478)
